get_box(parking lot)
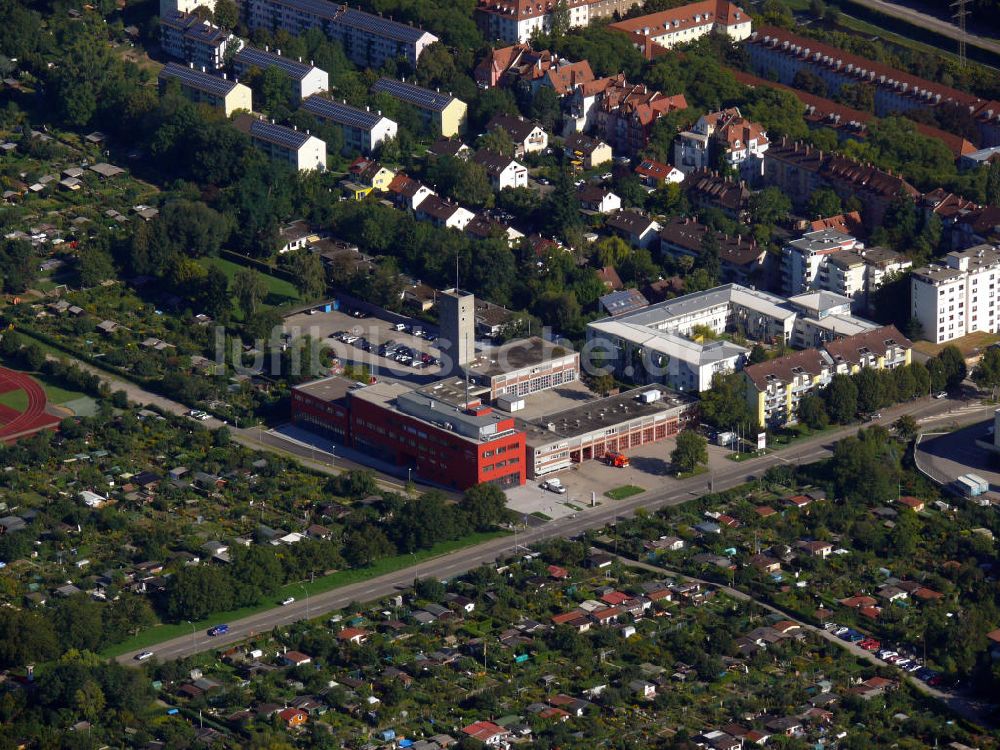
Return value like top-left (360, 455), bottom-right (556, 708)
top-left (282, 308), bottom-right (444, 383)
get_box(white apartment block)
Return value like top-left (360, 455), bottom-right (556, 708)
top-left (160, 0), bottom-right (215, 15)
top-left (823, 246), bottom-right (911, 312)
top-left (782, 229), bottom-right (861, 296)
top-left (238, 0), bottom-right (438, 69)
top-left (233, 46), bottom-right (328, 100)
top-left (160, 10), bottom-right (242, 71)
top-left (301, 96), bottom-right (397, 155)
top-left (911, 245), bottom-right (1000, 344)
top-left (237, 117), bottom-right (326, 172)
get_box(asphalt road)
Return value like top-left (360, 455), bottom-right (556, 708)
top-left (847, 0), bottom-right (1000, 58)
top-left (113, 393), bottom-right (978, 665)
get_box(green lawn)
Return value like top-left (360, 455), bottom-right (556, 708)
top-left (200, 256), bottom-right (302, 311)
top-left (605, 485), bottom-right (645, 501)
top-left (42, 382), bottom-right (90, 405)
top-left (0, 388), bottom-right (27, 412)
top-left (99, 530), bottom-right (508, 658)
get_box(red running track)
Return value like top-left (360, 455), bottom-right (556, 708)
top-left (0, 368), bottom-right (61, 442)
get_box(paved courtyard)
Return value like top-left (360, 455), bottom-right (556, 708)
top-left (505, 435), bottom-right (743, 524)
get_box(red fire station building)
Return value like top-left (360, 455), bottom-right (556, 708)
top-left (291, 376), bottom-right (526, 490)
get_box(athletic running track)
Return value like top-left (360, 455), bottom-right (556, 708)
top-left (0, 367), bottom-right (61, 442)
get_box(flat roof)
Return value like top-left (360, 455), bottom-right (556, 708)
top-left (465, 337), bottom-right (576, 378)
top-left (607, 284), bottom-right (795, 331)
top-left (293, 375), bottom-right (358, 403)
top-left (518, 388), bottom-right (695, 444)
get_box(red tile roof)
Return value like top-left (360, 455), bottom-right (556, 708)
top-left (610, 0), bottom-right (750, 36)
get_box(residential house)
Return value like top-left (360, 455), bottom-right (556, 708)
top-left (427, 136), bottom-right (472, 160)
top-left (659, 216), bottom-right (767, 285)
top-left (461, 720), bottom-right (510, 746)
top-left (564, 132), bottom-right (612, 169)
top-left (416, 195), bottom-right (475, 230)
top-left (486, 114), bottom-right (548, 157)
top-left (278, 708), bottom-right (308, 728)
top-left (387, 173), bottom-right (436, 211)
top-left (634, 158), bottom-right (684, 187)
top-left (337, 627), bottom-right (369, 644)
top-left (577, 185), bottom-right (621, 214)
top-left (675, 107), bottom-right (769, 179)
top-left (685, 169), bottom-right (751, 220)
top-left (471, 149), bottom-right (528, 191)
top-left (280, 651), bottom-right (312, 667)
top-left (606, 209), bottom-right (661, 249)
top-left (348, 156), bottom-right (395, 191)
top-left (599, 288), bottom-right (649, 316)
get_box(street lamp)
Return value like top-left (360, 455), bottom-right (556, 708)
top-left (299, 584), bottom-right (310, 620)
top-left (186, 620), bottom-right (196, 651)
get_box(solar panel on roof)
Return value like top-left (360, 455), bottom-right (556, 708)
top-left (159, 63), bottom-right (237, 97)
top-left (301, 96), bottom-right (384, 130)
top-left (258, 0), bottom-right (427, 42)
top-left (371, 78), bottom-right (453, 111)
top-left (235, 46), bottom-right (313, 80)
top-left (249, 120), bottom-right (311, 150)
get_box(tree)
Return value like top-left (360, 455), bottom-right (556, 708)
top-left (853, 367), bottom-right (886, 414)
top-left (671, 430), bottom-right (707, 473)
top-left (164, 566), bottom-right (234, 622)
top-left (198, 265), bottom-right (231, 319)
top-left (530, 86), bottom-right (561, 131)
top-left (288, 250), bottom-right (326, 301)
top-left (699, 372), bottom-right (754, 431)
top-left (460, 483), bottom-right (509, 531)
top-left (478, 127), bottom-right (514, 157)
top-left (232, 268), bottom-right (267, 318)
top-left (213, 0), bottom-right (238, 28)
top-left (806, 187), bottom-right (842, 219)
top-left (78, 247), bottom-right (115, 288)
top-left (936, 345), bottom-right (967, 389)
top-left (824, 373), bottom-right (858, 423)
top-left (343, 526), bottom-right (394, 567)
top-left (973, 346), bottom-right (1000, 393)
top-left (748, 187), bottom-right (791, 226)
top-left (892, 414), bottom-right (918, 441)
top-left (798, 394), bottom-right (829, 430)
top-left (73, 680), bottom-right (106, 722)
top-left (0, 238), bottom-right (37, 292)
top-left (748, 344), bottom-right (768, 364)
top-left (988, 160), bottom-right (1000, 207)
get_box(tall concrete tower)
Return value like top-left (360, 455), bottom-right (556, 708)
top-left (439, 288), bottom-right (475, 374)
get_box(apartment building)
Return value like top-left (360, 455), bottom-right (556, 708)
top-left (301, 96), bottom-right (397, 154)
top-left (160, 11), bottom-right (241, 71)
top-left (238, 0), bottom-right (438, 68)
top-left (609, 0), bottom-right (752, 51)
top-left (763, 139), bottom-right (919, 229)
top-left (371, 78), bottom-right (467, 137)
top-left (234, 115), bottom-right (326, 171)
top-left (158, 63), bottom-right (253, 116)
top-left (471, 149), bottom-right (528, 191)
top-left (911, 245), bottom-right (1000, 344)
top-left (782, 229), bottom-right (861, 296)
top-left (474, 44), bottom-right (595, 94)
top-left (475, 0), bottom-right (638, 44)
top-left (824, 246), bottom-right (911, 312)
top-left (233, 46), bottom-right (328, 100)
top-left (746, 25), bottom-right (1000, 146)
top-left (675, 107), bottom-right (768, 179)
top-left (658, 217), bottom-right (767, 286)
top-left (161, 0), bottom-right (215, 16)
top-left (565, 133), bottom-right (613, 169)
top-left (744, 324), bottom-right (911, 427)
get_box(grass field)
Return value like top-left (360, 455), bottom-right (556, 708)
top-left (42, 382), bottom-right (90, 405)
top-left (605, 485), bottom-right (645, 501)
top-left (100, 529), bottom-right (508, 659)
top-left (0, 389), bottom-right (27, 412)
top-left (200, 257), bottom-right (302, 312)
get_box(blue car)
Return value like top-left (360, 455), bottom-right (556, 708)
top-left (207, 624), bottom-right (229, 636)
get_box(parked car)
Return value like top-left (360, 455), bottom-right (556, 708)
top-left (280, 597), bottom-right (295, 606)
top-left (541, 478), bottom-right (567, 494)
top-left (135, 651), bottom-right (154, 661)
